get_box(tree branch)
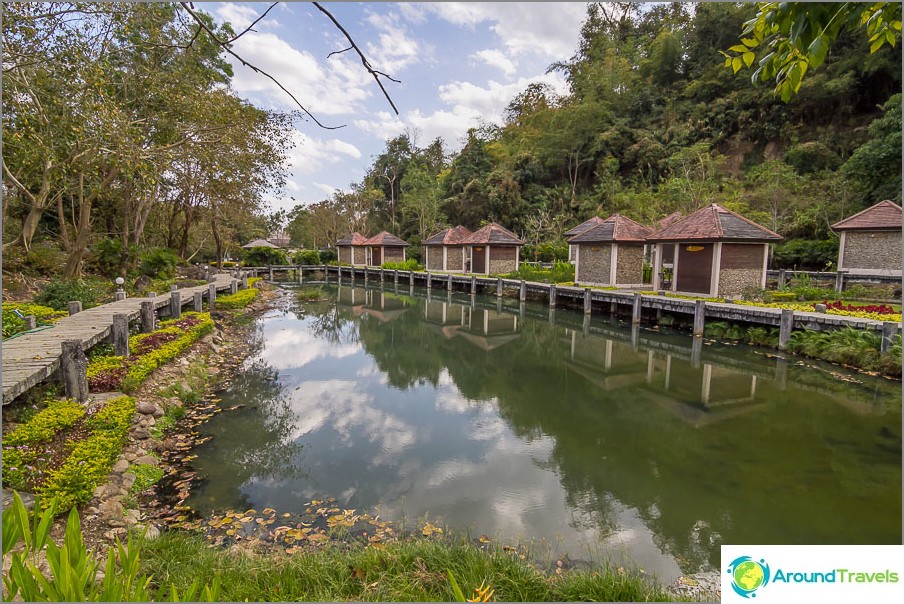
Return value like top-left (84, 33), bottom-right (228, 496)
top-left (225, 2), bottom-right (279, 43)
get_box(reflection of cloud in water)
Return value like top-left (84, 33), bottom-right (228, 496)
top-left (260, 326), bottom-right (359, 370)
top-left (288, 380), bottom-right (417, 463)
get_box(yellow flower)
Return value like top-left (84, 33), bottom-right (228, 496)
top-left (467, 581), bottom-right (495, 602)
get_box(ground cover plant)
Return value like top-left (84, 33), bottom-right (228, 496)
top-left (214, 288), bottom-right (258, 310)
top-left (1, 396), bottom-right (136, 510)
top-left (87, 313), bottom-right (213, 393)
top-left (736, 300), bottom-right (902, 322)
top-left (502, 261), bottom-right (575, 283)
top-left (381, 259), bottom-right (422, 271)
top-left (1, 302), bottom-right (67, 338)
top-left (33, 278), bottom-right (111, 311)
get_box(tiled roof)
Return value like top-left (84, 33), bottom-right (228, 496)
top-left (336, 232), bottom-right (368, 246)
top-left (647, 204), bottom-right (782, 242)
top-left (363, 231), bottom-right (408, 246)
top-left (564, 216), bottom-right (606, 237)
top-left (423, 225), bottom-right (473, 245)
top-left (567, 214), bottom-right (651, 243)
top-left (242, 238), bottom-right (279, 249)
top-left (831, 200), bottom-right (902, 231)
top-left (657, 212), bottom-right (682, 229)
top-left (461, 222), bottom-right (524, 245)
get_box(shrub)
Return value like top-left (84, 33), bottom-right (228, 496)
top-left (535, 240), bottom-right (569, 263)
top-left (87, 238), bottom-right (140, 277)
top-left (243, 246), bottom-right (288, 266)
top-left (129, 463), bottom-right (164, 495)
top-left (382, 259), bottom-right (422, 271)
top-left (139, 247), bottom-right (185, 279)
top-left (2, 399), bottom-right (85, 489)
top-left (771, 239), bottom-right (839, 271)
top-left (24, 243), bottom-right (66, 276)
top-left (247, 277), bottom-right (262, 287)
top-left (120, 315), bottom-right (213, 392)
top-left (783, 141), bottom-right (841, 174)
top-left (294, 249), bottom-right (321, 265)
top-left (504, 261), bottom-right (575, 283)
top-left (215, 288), bottom-right (258, 310)
top-left (319, 248), bottom-right (337, 263)
top-left (34, 278), bottom-right (110, 311)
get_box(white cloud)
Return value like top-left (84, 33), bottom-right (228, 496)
top-left (364, 10), bottom-right (423, 74)
top-left (472, 49), bottom-right (517, 77)
top-left (312, 182), bottom-right (338, 197)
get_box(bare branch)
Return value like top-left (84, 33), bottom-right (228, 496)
top-left (312, 2), bottom-right (400, 115)
top-left (225, 2), bottom-right (279, 43)
top-left (327, 46), bottom-right (353, 58)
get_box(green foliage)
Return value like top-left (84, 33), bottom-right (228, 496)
top-left (785, 326), bottom-right (894, 372)
top-left (244, 246), bottom-right (289, 266)
top-left (382, 259), bottom-right (422, 271)
top-left (24, 243), bottom-right (67, 276)
top-left (503, 261), bottom-right (575, 283)
top-left (783, 142), bottom-right (841, 174)
top-left (771, 239), bottom-right (838, 270)
top-left (294, 249), bottom-right (321, 265)
top-left (319, 248), bottom-right (338, 263)
top-left (34, 278), bottom-right (110, 311)
top-left (139, 247), bottom-right (185, 279)
top-left (129, 463), bottom-right (164, 496)
top-left (2, 302), bottom-right (67, 338)
top-left (150, 405), bottom-right (186, 439)
top-left (297, 287), bottom-right (325, 301)
top-left (215, 288), bottom-right (259, 310)
top-left (120, 314), bottom-right (213, 392)
top-left (842, 93), bottom-right (903, 203)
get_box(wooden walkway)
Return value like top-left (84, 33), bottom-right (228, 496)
top-left (2, 274), bottom-right (237, 405)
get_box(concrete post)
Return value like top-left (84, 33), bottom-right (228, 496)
top-left (471, 276), bottom-right (477, 294)
top-left (834, 271), bottom-right (844, 293)
top-left (778, 270), bottom-right (786, 288)
top-left (170, 284), bottom-right (178, 292)
top-left (583, 288), bottom-right (592, 315)
top-left (60, 339), bottom-right (88, 402)
top-left (814, 303), bottom-right (827, 313)
top-left (693, 300), bottom-right (706, 337)
top-left (231, 279), bottom-right (239, 294)
top-left (394, 270), bottom-right (399, 285)
top-left (632, 292), bottom-right (642, 324)
top-left (497, 278), bottom-right (504, 297)
top-left (631, 324), bottom-right (640, 351)
top-left (298, 268), bottom-right (304, 284)
top-left (881, 322), bottom-right (898, 354)
top-left (409, 272), bottom-right (414, 286)
top-left (364, 267), bottom-right (369, 282)
top-left (67, 301), bottom-right (82, 316)
top-left (448, 273), bottom-right (453, 291)
top-left (140, 301), bottom-right (155, 333)
top-left (114, 291), bottom-right (126, 301)
top-left (112, 313), bottom-right (129, 357)
top-left (690, 336), bottom-right (703, 369)
top-left (549, 284), bottom-right (557, 308)
top-left (778, 309), bottom-right (794, 350)
top-left (194, 291), bottom-right (203, 312)
top-left (519, 301), bottom-right (526, 317)
top-left (208, 283), bottom-right (217, 309)
top-left (148, 292), bottom-right (156, 298)
top-left (269, 266), bottom-right (274, 280)
top-left (519, 280), bottom-right (527, 302)
top-left (548, 307), bottom-right (556, 325)
top-left (610, 301), bottom-right (618, 316)
top-left (380, 268), bottom-right (385, 282)
top-left (24, 315), bottom-right (37, 330)
top-left (242, 276), bottom-right (249, 289)
top-left (426, 272), bottom-right (432, 289)
top-left (170, 291), bottom-right (181, 319)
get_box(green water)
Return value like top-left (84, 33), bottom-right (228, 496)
top-left (186, 281), bottom-right (901, 581)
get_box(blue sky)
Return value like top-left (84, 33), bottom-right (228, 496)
top-left (206, 2), bottom-right (591, 213)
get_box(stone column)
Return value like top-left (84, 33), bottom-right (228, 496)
top-left (61, 339), bottom-right (88, 402)
top-left (693, 300), bottom-right (706, 336)
top-left (170, 291), bottom-right (181, 319)
top-left (194, 291), bottom-right (203, 312)
top-left (583, 288), bottom-right (592, 315)
top-left (112, 314), bottom-right (129, 357)
top-left (208, 283), bottom-right (217, 309)
top-left (778, 309), bottom-right (794, 350)
top-left (67, 301), bottom-right (82, 316)
top-left (140, 301), bottom-right (155, 333)
top-left (632, 292), bottom-right (642, 324)
top-left (549, 284), bottom-right (557, 308)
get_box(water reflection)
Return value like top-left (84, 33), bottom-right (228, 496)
top-left (186, 282), bottom-right (901, 581)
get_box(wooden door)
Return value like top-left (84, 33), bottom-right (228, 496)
top-left (675, 243), bottom-right (713, 294)
top-left (372, 247), bottom-right (382, 266)
top-left (471, 246), bottom-right (487, 273)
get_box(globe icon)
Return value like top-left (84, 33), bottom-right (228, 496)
top-left (733, 560), bottom-right (765, 592)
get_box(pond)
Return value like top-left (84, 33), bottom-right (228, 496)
top-left (186, 280), bottom-right (901, 582)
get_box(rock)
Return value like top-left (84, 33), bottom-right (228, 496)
top-left (123, 509), bottom-right (141, 526)
top-left (132, 429), bottom-right (151, 440)
top-left (178, 358), bottom-right (189, 366)
top-left (133, 455), bottom-right (159, 466)
top-left (112, 459), bottom-right (130, 473)
top-left (124, 452), bottom-right (137, 462)
top-left (93, 485), bottom-right (106, 499)
top-left (152, 406), bottom-right (165, 418)
top-left (104, 527), bottom-right (128, 540)
top-left (133, 275), bottom-right (152, 292)
top-left (121, 473), bottom-right (137, 489)
top-left (141, 524), bottom-right (161, 540)
top-left (137, 402), bottom-right (158, 415)
top-left (145, 416), bottom-right (156, 427)
top-left (99, 499), bottom-right (124, 519)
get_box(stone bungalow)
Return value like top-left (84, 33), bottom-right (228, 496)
top-left (564, 216), bottom-right (606, 262)
top-left (461, 223), bottom-right (524, 275)
top-left (831, 200), bottom-right (902, 276)
top-left (648, 204), bottom-right (782, 297)
top-left (423, 225), bottom-right (473, 272)
top-left (364, 231), bottom-right (407, 266)
top-left (569, 214), bottom-right (652, 287)
top-left (336, 232), bottom-right (368, 266)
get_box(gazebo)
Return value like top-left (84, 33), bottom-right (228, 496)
top-left (568, 214), bottom-right (651, 287)
top-left (830, 200), bottom-right (902, 276)
top-left (364, 231), bottom-right (407, 266)
top-left (423, 226), bottom-right (473, 272)
top-left (336, 232), bottom-right (368, 266)
top-left (564, 216), bottom-right (606, 262)
top-left (648, 204), bottom-right (782, 297)
top-left (461, 223), bottom-right (524, 275)
top-left (242, 238), bottom-right (278, 249)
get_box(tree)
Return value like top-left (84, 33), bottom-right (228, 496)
top-left (842, 93), bottom-right (902, 203)
top-left (400, 165), bottom-right (445, 243)
top-left (723, 2), bottom-right (902, 101)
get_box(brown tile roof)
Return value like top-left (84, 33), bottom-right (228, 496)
top-left (364, 231), bottom-right (408, 246)
top-left (423, 225), bottom-right (473, 246)
top-left (462, 222), bottom-right (524, 245)
top-left (647, 204), bottom-right (782, 242)
top-left (336, 232), bottom-right (368, 246)
top-left (564, 216), bottom-right (606, 237)
top-left (657, 212), bottom-right (682, 229)
top-left (831, 200), bottom-right (902, 231)
top-left (567, 214), bottom-right (652, 243)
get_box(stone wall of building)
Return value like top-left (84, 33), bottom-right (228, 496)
top-left (576, 244), bottom-right (611, 284)
top-left (842, 231), bottom-right (902, 272)
top-left (447, 247), bottom-right (464, 270)
top-left (426, 247), bottom-right (444, 270)
top-left (488, 247), bottom-right (518, 275)
top-left (352, 247), bottom-right (366, 265)
top-left (383, 247), bottom-right (405, 263)
top-left (718, 268), bottom-right (763, 298)
top-left (488, 258), bottom-right (517, 274)
top-left (338, 246), bottom-right (351, 264)
top-left (615, 244), bottom-right (645, 285)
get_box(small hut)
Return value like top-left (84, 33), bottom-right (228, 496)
top-left (242, 238), bottom-right (278, 249)
top-left (423, 226), bottom-right (473, 272)
top-left (568, 214), bottom-right (651, 287)
top-left (461, 223), bottom-right (524, 275)
top-left (564, 216), bottom-right (606, 262)
top-left (364, 231), bottom-right (407, 266)
top-left (336, 232), bottom-right (368, 266)
top-left (647, 204), bottom-right (782, 297)
top-left (830, 200), bottom-right (902, 276)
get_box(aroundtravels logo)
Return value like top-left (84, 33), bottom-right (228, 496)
top-left (726, 556), bottom-right (771, 598)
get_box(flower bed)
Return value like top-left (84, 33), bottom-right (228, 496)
top-left (215, 288), bottom-right (258, 310)
top-left (2, 396), bottom-right (136, 510)
top-left (737, 300), bottom-right (902, 322)
top-left (2, 302), bottom-right (67, 338)
top-left (87, 312), bottom-right (213, 393)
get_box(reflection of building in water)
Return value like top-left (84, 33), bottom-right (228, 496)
top-left (566, 330), bottom-right (649, 391)
top-left (423, 299), bottom-right (520, 351)
top-left (337, 286), bottom-right (409, 322)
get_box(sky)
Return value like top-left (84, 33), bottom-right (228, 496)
top-left (205, 2), bottom-right (591, 214)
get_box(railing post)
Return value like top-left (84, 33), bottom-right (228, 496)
top-left (693, 300), bottom-right (706, 336)
top-left (881, 322), bottom-right (898, 354)
top-left (834, 271), bottom-right (844, 293)
top-left (170, 291), bottom-right (181, 319)
top-left (242, 276), bottom-right (249, 289)
top-left (409, 271), bottom-right (414, 286)
top-left (269, 266), bottom-right (274, 280)
top-left (24, 315), bottom-right (37, 330)
top-left (60, 339), bottom-right (88, 403)
top-left (140, 301), bottom-right (155, 333)
top-left (67, 301), bottom-right (82, 316)
top-left (194, 291), bottom-right (203, 312)
top-left (114, 290), bottom-right (126, 301)
top-left (231, 279), bottom-right (238, 294)
top-left (583, 288), bottom-right (592, 315)
top-left (814, 303), bottom-right (827, 313)
top-left (497, 278), bottom-right (503, 297)
top-left (690, 335), bottom-right (703, 369)
top-left (426, 271), bottom-right (432, 289)
top-left (778, 309), bottom-right (794, 350)
top-left (208, 283), bottom-right (217, 309)
top-left (394, 270), bottom-right (399, 285)
top-left (170, 284), bottom-right (178, 292)
top-left (778, 269), bottom-right (786, 288)
top-left (112, 313), bottom-right (129, 357)
top-left (549, 284), bottom-right (557, 308)
top-left (632, 292), bottom-right (642, 324)
top-left (448, 273), bottom-right (453, 291)
top-left (519, 280), bottom-right (526, 301)
top-left (470, 275), bottom-right (477, 294)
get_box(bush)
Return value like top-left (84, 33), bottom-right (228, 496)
top-left (535, 241), bottom-right (569, 262)
top-left (294, 249), bottom-right (321, 265)
top-left (2, 302), bottom-right (68, 338)
top-left (34, 278), bottom-right (110, 311)
top-left (87, 238), bottom-right (140, 277)
top-left (140, 247), bottom-right (185, 279)
top-left (503, 261), bottom-right (575, 283)
top-left (243, 246), bottom-right (288, 266)
top-left (319, 248), bottom-right (337, 263)
top-left (215, 288), bottom-right (258, 310)
top-left (382, 259), bottom-right (422, 271)
top-left (784, 141), bottom-right (841, 174)
top-left (24, 243), bottom-right (67, 276)
top-left (771, 239), bottom-right (839, 271)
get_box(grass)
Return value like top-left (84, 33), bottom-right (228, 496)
top-left (139, 531), bottom-right (679, 602)
top-left (501, 261), bottom-right (575, 283)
